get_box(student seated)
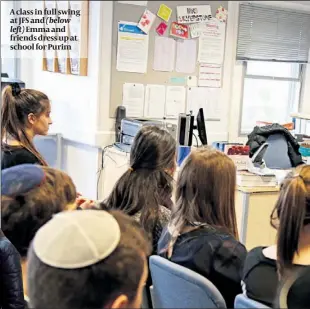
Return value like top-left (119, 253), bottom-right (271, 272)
top-left (158, 148), bottom-right (247, 308)
top-left (0, 229), bottom-right (24, 309)
top-left (1, 164), bottom-right (77, 302)
top-left (27, 210), bottom-right (151, 309)
top-left (242, 164), bottom-right (310, 307)
top-left (101, 125), bottom-right (176, 252)
top-left (1, 83), bottom-right (52, 169)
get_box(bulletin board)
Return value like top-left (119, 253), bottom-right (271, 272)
top-left (109, 1), bottom-right (228, 118)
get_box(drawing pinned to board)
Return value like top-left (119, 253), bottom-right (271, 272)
top-left (198, 19), bottom-right (226, 65)
top-left (157, 4), bottom-right (172, 22)
top-left (170, 22), bottom-right (189, 39)
top-left (138, 9), bottom-right (156, 34)
top-left (216, 6), bottom-right (228, 22)
top-left (117, 21), bottom-right (149, 73)
top-left (177, 5), bottom-right (212, 24)
top-left (122, 83), bottom-right (145, 117)
top-left (153, 36), bottom-right (176, 72)
top-left (198, 64), bottom-right (222, 88)
top-left (176, 39), bottom-right (197, 74)
top-left (156, 22), bottom-right (168, 36)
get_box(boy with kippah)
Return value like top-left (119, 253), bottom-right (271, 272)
top-left (27, 210), bottom-right (151, 309)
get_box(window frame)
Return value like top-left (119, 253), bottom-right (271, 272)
top-left (238, 61), bottom-right (305, 136)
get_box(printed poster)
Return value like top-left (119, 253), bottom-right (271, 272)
top-left (177, 5), bottom-right (212, 24)
top-left (117, 21), bottom-right (149, 73)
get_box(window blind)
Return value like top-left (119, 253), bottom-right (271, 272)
top-left (236, 3), bottom-right (310, 63)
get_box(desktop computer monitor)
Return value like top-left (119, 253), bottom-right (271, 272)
top-left (1, 78), bottom-right (25, 91)
top-left (196, 108), bottom-right (208, 145)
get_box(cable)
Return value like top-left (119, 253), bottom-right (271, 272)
top-left (96, 144), bottom-right (114, 200)
top-left (193, 133), bottom-right (199, 148)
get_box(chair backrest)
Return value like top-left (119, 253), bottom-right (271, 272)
top-left (234, 294), bottom-right (271, 309)
top-left (149, 255), bottom-right (226, 309)
top-left (263, 134), bottom-right (292, 169)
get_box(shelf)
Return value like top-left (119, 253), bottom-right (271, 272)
top-left (291, 113), bottom-right (310, 120)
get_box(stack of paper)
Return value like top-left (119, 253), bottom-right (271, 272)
top-left (237, 171), bottom-right (277, 187)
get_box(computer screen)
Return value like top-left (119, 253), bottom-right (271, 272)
top-left (1, 78), bottom-right (25, 92)
top-left (196, 108), bottom-right (208, 145)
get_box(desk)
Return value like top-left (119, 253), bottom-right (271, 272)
top-left (101, 147), bottom-right (280, 249)
top-left (235, 186), bottom-right (279, 250)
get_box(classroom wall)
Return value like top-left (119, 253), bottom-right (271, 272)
top-left (20, 0), bottom-right (105, 198)
top-left (19, 0), bottom-right (310, 198)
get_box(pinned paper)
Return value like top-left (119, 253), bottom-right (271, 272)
top-left (170, 22), bottom-right (189, 40)
top-left (138, 9), bottom-right (156, 34)
top-left (170, 77), bottom-right (186, 84)
top-left (177, 5), bottom-right (212, 24)
top-left (157, 4), bottom-right (172, 22)
top-left (216, 6), bottom-right (228, 22)
top-left (187, 76), bottom-right (197, 87)
top-left (156, 22), bottom-right (168, 36)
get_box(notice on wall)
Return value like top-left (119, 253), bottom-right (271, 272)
top-left (177, 5), bottom-right (212, 24)
top-left (144, 84), bottom-right (166, 118)
top-left (176, 39), bottom-right (197, 74)
top-left (198, 19), bottom-right (226, 65)
top-left (138, 9), bottom-right (156, 34)
top-left (198, 64), bottom-right (222, 88)
top-left (153, 36), bottom-right (176, 72)
top-left (117, 21), bottom-right (149, 73)
top-left (122, 83), bottom-right (145, 117)
top-left (187, 87), bottom-right (221, 120)
top-left (170, 22), bottom-right (189, 40)
top-left (165, 86), bottom-right (186, 118)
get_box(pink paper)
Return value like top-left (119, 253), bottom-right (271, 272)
top-left (138, 9), bottom-right (156, 34)
top-left (156, 22), bottom-right (168, 36)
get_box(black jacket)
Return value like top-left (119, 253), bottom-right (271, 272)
top-left (246, 123), bottom-right (303, 167)
top-left (0, 230), bottom-right (25, 309)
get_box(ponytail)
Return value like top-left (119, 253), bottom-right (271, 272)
top-left (271, 166), bottom-right (310, 277)
top-left (1, 84), bottom-right (49, 166)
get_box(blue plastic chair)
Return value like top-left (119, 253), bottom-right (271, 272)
top-left (234, 294), bottom-right (271, 308)
top-left (149, 255), bottom-right (226, 308)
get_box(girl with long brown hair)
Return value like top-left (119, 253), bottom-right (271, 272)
top-left (242, 164), bottom-right (310, 307)
top-left (158, 148), bottom-right (247, 307)
top-left (1, 83), bottom-right (52, 168)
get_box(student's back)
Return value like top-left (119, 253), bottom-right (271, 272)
top-left (158, 148), bottom-right (247, 308)
top-left (101, 126), bottom-right (176, 252)
top-left (243, 165), bottom-right (310, 307)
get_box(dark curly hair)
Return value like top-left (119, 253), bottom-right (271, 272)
top-left (1, 166), bottom-right (77, 257)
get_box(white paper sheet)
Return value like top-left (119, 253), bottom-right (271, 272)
top-left (117, 21), bottom-right (149, 73)
top-left (187, 87), bottom-right (221, 120)
top-left (144, 84), bottom-right (166, 118)
top-left (153, 36), bottom-right (176, 72)
top-left (122, 83), bottom-right (145, 117)
top-left (176, 39), bottom-right (197, 74)
top-left (198, 19), bottom-right (226, 65)
top-left (165, 86), bottom-right (186, 118)
top-left (187, 76), bottom-right (198, 87)
top-left (177, 5), bottom-right (212, 24)
top-left (118, 1), bottom-right (147, 6)
top-left (198, 64), bottom-right (222, 87)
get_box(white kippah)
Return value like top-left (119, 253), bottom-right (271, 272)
top-left (33, 210), bottom-right (121, 269)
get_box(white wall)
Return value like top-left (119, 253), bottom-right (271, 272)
top-left (20, 0), bottom-right (104, 198)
